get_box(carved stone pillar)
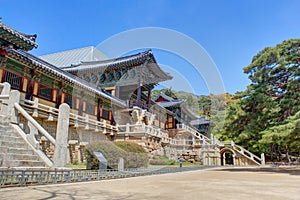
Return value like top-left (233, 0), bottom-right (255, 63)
top-left (53, 103), bottom-right (70, 168)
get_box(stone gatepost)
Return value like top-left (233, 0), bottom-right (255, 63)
top-left (261, 153), bottom-right (265, 165)
top-left (53, 103), bottom-right (70, 168)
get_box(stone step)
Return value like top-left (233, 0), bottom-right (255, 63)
top-left (0, 129), bottom-right (18, 136)
top-left (0, 124), bottom-right (10, 129)
top-left (6, 147), bottom-right (35, 155)
top-left (0, 135), bottom-right (25, 143)
top-left (0, 153), bottom-right (39, 161)
top-left (0, 117), bottom-right (47, 168)
top-left (0, 141), bottom-right (30, 149)
top-left (0, 146), bottom-right (8, 152)
top-left (4, 160), bottom-right (46, 167)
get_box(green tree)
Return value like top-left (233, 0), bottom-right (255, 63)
top-left (222, 38), bottom-right (300, 160)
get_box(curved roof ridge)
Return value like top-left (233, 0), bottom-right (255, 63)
top-left (0, 19), bottom-right (38, 50)
top-left (80, 49), bottom-right (152, 65)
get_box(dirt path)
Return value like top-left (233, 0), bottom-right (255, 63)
top-left (1, 167), bottom-right (299, 200)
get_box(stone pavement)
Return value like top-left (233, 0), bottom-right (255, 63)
top-left (1, 167), bottom-right (300, 200)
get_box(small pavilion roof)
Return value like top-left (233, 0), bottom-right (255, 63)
top-left (190, 117), bottom-right (212, 126)
top-left (5, 47), bottom-right (126, 107)
top-left (154, 92), bottom-right (177, 102)
top-left (0, 19), bottom-right (38, 51)
top-left (39, 46), bottom-right (107, 68)
top-left (154, 92), bottom-right (199, 120)
top-left (156, 100), bottom-right (185, 108)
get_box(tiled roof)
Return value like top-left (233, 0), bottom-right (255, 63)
top-left (154, 92), bottom-right (199, 120)
top-left (190, 117), bottom-right (212, 125)
top-left (154, 92), bottom-right (176, 102)
top-left (63, 50), bottom-right (172, 81)
top-left (39, 46), bottom-right (107, 68)
top-left (6, 48), bottom-right (126, 107)
top-left (0, 20), bottom-right (38, 51)
top-left (156, 100), bottom-right (184, 108)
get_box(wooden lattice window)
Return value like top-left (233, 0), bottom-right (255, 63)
top-left (102, 109), bottom-right (110, 120)
top-left (65, 94), bottom-right (74, 108)
top-left (3, 70), bottom-right (22, 90)
top-left (38, 84), bottom-right (52, 101)
top-left (85, 102), bottom-right (94, 115)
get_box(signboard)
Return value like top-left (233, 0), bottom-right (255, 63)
top-left (93, 151), bottom-right (107, 171)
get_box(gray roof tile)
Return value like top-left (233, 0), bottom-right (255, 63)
top-left (39, 46), bottom-right (107, 68)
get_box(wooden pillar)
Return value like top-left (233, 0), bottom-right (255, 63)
top-left (147, 88), bottom-right (151, 111)
top-left (115, 85), bottom-right (120, 98)
top-left (137, 81), bottom-right (142, 107)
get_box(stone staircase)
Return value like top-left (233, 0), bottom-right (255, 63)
top-left (177, 124), bottom-right (265, 166)
top-left (0, 115), bottom-right (46, 168)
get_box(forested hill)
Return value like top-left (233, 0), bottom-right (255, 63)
top-left (152, 88), bottom-right (233, 136)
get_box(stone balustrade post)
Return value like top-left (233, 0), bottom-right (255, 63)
top-left (126, 123), bottom-right (130, 132)
top-left (85, 114), bottom-right (89, 130)
top-left (32, 98), bottom-right (39, 117)
top-left (103, 120), bottom-right (107, 134)
top-left (53, 103), bottom-right (70, 168)
top-left (0, 82), bottom-right (11, 115)
top-left (0, 82), bottom-right (11, 95)
top-left (8, 90), bottom-right (20, 124)
top-left (48, 107), bottom-right (54, 121)
top-left (231, 140), bottom-right (235, 147)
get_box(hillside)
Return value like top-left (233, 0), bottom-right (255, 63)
top-left (152, 89), bottom-right (233, 135)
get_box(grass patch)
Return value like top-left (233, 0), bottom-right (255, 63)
top-left (149, 156), bottom-right (176, 165)
top-left (66, 162), bottom-right (87, 169)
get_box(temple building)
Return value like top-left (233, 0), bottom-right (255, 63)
top-left (0, 19), bottom-right (264, 168)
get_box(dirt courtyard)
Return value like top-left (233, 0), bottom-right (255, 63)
top-left (1, 167), bottom-right (299, 200)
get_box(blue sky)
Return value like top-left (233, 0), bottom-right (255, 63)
top-left (1, 0), bottom-right (300, 95)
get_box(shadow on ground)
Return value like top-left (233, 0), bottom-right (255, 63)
top-left (214, 166), bottom-right (300, 176)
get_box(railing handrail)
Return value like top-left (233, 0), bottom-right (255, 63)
top-left (118, 123), bottom-right (170, 141)
top-left (177, 123), bottom-right (211, 144)
top-left (20, 98), bottom-right (118, 132)
top-left (234, 144), bottom-right (262, 162)
top-left (14, 102), bottom-right (56, 145)
top-left (0, 95), bottom-right (9, 100)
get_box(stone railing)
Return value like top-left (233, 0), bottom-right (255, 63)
top-left (211, 135), bottom-right (224, 146)
top-left (20, 98), bottom-right (118, 134)
top-left (2, 88), bottom-right (72, 167)
top-left (117, 123), bottom-right (170, 143)
top-left (223, 141), bottom-right (265, 165)
top-left (169, 139), bottom-right (193, 146)
top-left (176, 124), bottom-right (211, 145)
top-left (0, 166), bottom-right (213, 188)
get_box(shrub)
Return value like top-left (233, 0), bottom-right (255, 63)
top-left (85, 141), bottom-right (148, 170)
top-left (149, 155), bottom-right (176, 165)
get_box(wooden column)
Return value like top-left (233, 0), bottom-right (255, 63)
top-left (115, 85), bottom-right (120, 98)
top-left (137, 81), bottom-right (142, 107)
top-left (147, 88), bottom-right (151, 111)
